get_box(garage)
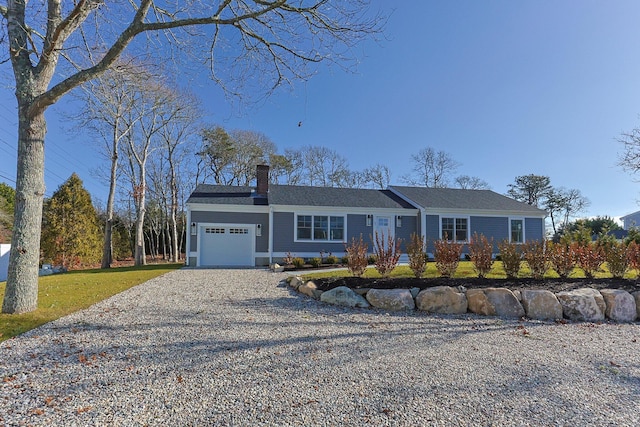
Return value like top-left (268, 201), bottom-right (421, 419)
top-left (199, 225), bottom-right (254, 267)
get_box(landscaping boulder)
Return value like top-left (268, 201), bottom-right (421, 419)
top-left (320, 286), bottom-right (370, 308)
top-left (600, 289), bottom-right (637, 323)
top-left (416, 286), bottom-right (467, 314)
top-left (288, 276), bottom-right (303, 291)
top-left (270, 263), bottom-right (285, 273)
top-left (469, 288), bottom-right (524, 318)
top-left (466, 289), bottom-right (496, 316)
top-left (521, 289), bottom-right (563, 321)
top-left (556, 288), bottom-right (605, 322)
top-left (633, 291), bottom-right (640, 319)
top-left (366, 289), bottom-right (415, 311)
top-left (298, 280), bottom-right (323, 300)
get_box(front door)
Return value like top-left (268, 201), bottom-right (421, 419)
top-left (373, 215), bottom-right (394, 243)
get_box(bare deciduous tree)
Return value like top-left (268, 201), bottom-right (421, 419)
top-left (362, 164), bottom-right (392, 189)
top-left (403, 147), bottom-right (460, 188)
top-left (545, 187), bottom-right (590, 235)
top-left (454, 175), bottom-right (490, 190)
top-left (77, 64), bottom-right (149, 268)
top-left (1, 0), bottom-right (381, 313)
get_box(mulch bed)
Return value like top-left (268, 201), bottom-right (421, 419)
top-left (310, 276), bottom-right (640, 294)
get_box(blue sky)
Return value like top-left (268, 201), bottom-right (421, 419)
top-left (2, 1), bottom-right (640, 220)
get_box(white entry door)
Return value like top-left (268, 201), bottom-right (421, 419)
top-left (373, 216), bottom-right (394, 242)
top-left (199, 225), bottom-right (254, 266)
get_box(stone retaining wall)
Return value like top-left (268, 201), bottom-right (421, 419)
top-left (288, 277), bottom-right (640, 323)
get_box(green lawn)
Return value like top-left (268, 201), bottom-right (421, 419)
top-left (301, 261), bottom-right (639, 281)
top-left (0, 263), bottom-right (182, 342)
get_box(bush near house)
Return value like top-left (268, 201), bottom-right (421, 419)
top-left (497, 240), bottom-right (522, 279)
top-left (468, 233), bottom-right (494, 279)
top-left (344, 234), bottom-right (368, 277)
top-left (406, 233), bottom-right (428, 278)
top-left (434, 238), bottom-right (463, 278)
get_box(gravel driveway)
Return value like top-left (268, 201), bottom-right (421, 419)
top-left (1, 268), bottom-right (640, 426)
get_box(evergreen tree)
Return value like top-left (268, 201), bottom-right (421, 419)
top-left (41, 174), bottom-right (102, 268)
top-left (0, 183), bottom-right (16, 243)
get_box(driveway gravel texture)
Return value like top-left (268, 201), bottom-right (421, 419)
top-left (1, 269), bottom-right (639, 426)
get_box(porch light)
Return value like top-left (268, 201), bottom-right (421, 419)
top-left (191, 222), bottom-right (197, 235)
top-left (396, 216), bottom-right (402, 227)
top-left (256, 223), bottom-right (262, 237)
top-left (366, 214), bottom-right (372, 226)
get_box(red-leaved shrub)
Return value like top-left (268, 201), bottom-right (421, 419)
top-left (498, 240), bottom-right (522, 279)
top-left (372, 231), bottom-right (401, 278)
top-left (522, 240), bottom-right (548, 280)
top-left (573, 243), bottom-right (604, 279)
top-left (344, 234), bottom-right (368, 277)
top-left (547, 241), bottom-right (576, 279)
top-left (434, 238), bottom-right (463, 278)
top-left (468, 233), bottom-right (494, 278)
top-left (406, 233), bottom-right (427, 278)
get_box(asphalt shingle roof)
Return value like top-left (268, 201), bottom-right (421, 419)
top-left (389, 186), bottom-right (547, 214)
top-left (187, 183), bottom-right (546, 215)
top-left (187, 184), bottom-right (417, 209)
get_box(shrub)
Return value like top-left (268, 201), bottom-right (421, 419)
top-left (604, 241), bottom-right (629, 279)
top-left (372, 231), bottom-right (401, 278)
top-left (283, 252), bottom-right (295, 265)
top-left (497, 240), bottom-right (522, 279)
top-left (292, 257), bottom-right (305, 269)
top-left (573, 243), bottom-right (604, 279)
top-left (340, 256), bottom-right (349, 265)
top-left (547, 240), bottom-right (576, 279)
top-left (522, 240), bottom-right (548, 279)
top-left (367, 254), bottom-right (377, 265)
top-left (325, 255), bottom-right (338, 265)
top-left (434, 238), bottom-right (463, 278)
top-left (406, 233), bottom-right (427, 278)
top-left (627, 241), bottom-right (640, 278)
top-left (309, 257), bottom-right (321, 268)
top-left (468, 233), bottom-right (494, 279)
top-left (345, 234), bottom-right (368, 277)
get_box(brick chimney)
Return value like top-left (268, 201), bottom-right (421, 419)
top-left (256, 165), bottom-right (269, 197)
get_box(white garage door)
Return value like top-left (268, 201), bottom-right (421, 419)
top-left (199, 225), bottom-right (254, 266)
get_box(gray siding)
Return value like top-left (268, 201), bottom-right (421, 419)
top-left (394, 215), bottom-right (417, 251)
top-left (471, 216), bottom-right (508, 250)
top-left (525, 218), bottom-right (544, 241)
top-left (424, 215), bottom-right (440, 252)
top-left (190, 210), bottom-right (269, 252)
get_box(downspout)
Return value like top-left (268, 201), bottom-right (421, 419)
top-left (268, 206), bottom-right (274, 264)
top-left (185, 206), bottom-right (191, 266)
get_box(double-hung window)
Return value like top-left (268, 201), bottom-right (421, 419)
top-left (510, 218), bottom-right (524, 243)
top-left (441, 217), bottom-right (468, 242)
top-left (297, 214), bottom-right (345, 241)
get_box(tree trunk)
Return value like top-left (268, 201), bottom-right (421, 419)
top-left (169, 156), bottom-right (179, 263)
top-left (2, 109), bottom-right (46, 313)
top-left (101, 142), bottom-right (118, 269)
top-left (134, 177), bottom-right (147, 266)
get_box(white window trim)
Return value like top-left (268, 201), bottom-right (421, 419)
top-left (294, 213), bottom-right (347, 243)
top-left (509, 217), bottom-right (526, 244)
top-left (439, 215), bottom-right (470, 243)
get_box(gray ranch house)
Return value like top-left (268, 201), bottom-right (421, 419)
top-left (186, 166), bottom-right (547, 267)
